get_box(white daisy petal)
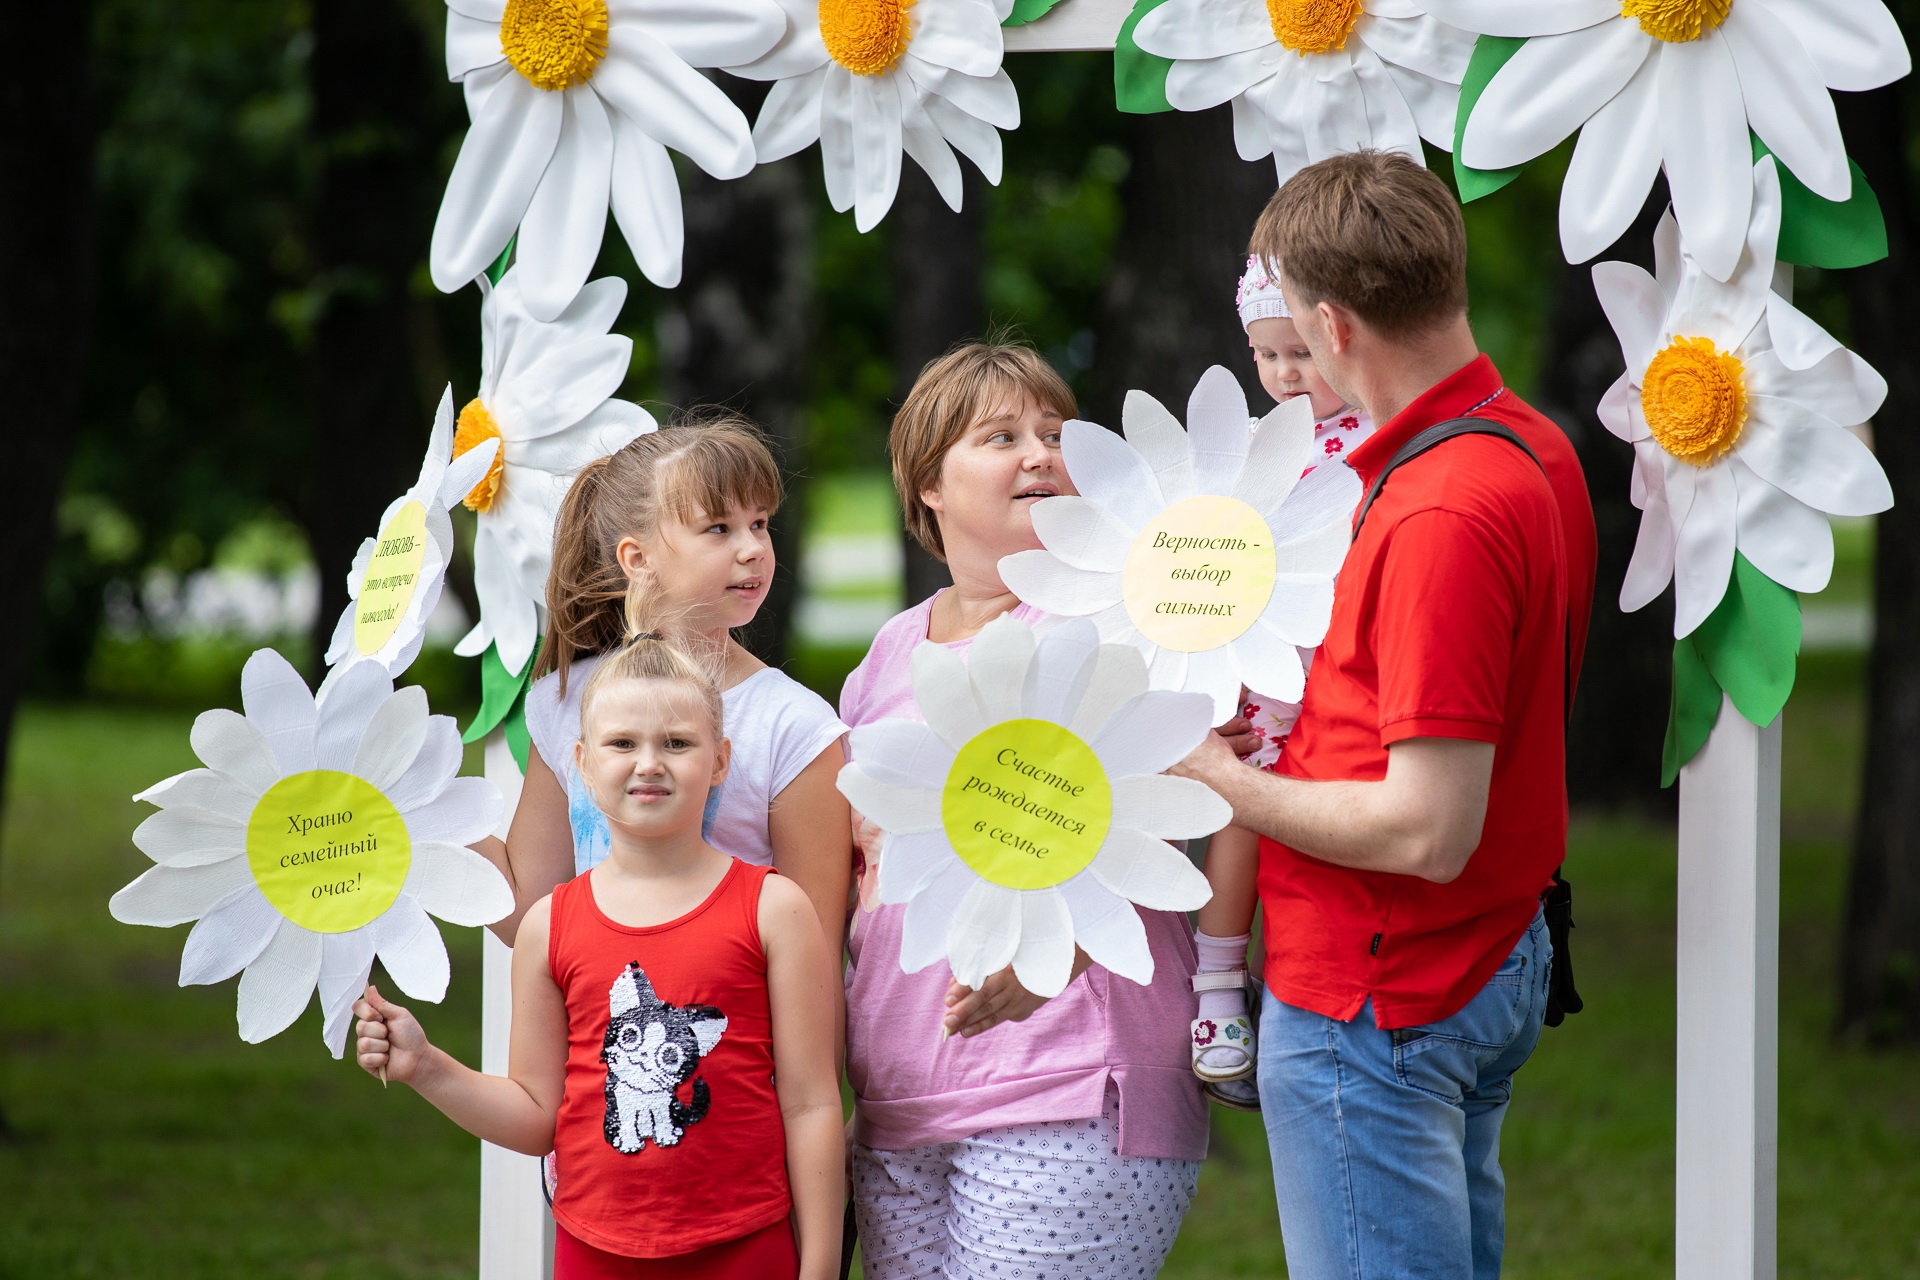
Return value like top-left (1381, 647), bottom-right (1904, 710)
top-left (611, 0), bottom-right (785, 67)
top-left (1360, 11), bottom-right (1474, 83)
top-left (753, 66), bottom-right (830, 162)
top-left (1020, 619), bottom-right (1099, 726)
top-left (1619, 448), bottom-right (1677, 613)
top-left (110, 860), bottom-right (256, 927)
top-left (1720, 3), bottom-right (1849, 201)
top-left (352, 686), bottom-right (431, 793)
top-left (430, 72), bottom-right (562, 293)
top-left (449, 0), bottom-right (506, 21)
top-left (1110, 774), bottom-right (1232, 840)
top-left (1008, 890), bottom-right (1076, 999)
top-left (242, 649), bottom-right (317, 775)
top-left (1058, 871), bottom-right (1154, 984)
top-left (1350, 46), bottom-right (1426, 159)
top-left (1088, 827), bottom-right (1213, 912)
top-left (946, 878), bottom-right (1022, 989)
top-left (1736, 397), bottom-right (1893, 517)
top-left (1462, 22), bottom-right (1649, 172)
top-left (191, 709), bottom-right (281, 796)
top-left (821, 68), bottom-right (858, 211)
top-left (1134, 0), bottom-right (1274, 60)
top-left (1598, 373), bottom-right (1646, 444)
top-left (850, 72), bottom-right (905, 232)
top-left (1147, 644), bottom-right (1190, 696)
top-left (1593, 260), bottom-right (1666, 375)
top-left (179, 888), bottom-right (282, 986)
top-left (1380, 60), bottom-right (1459, 150)
top-left (385, 717), bottom-right (466, 815)
top-left (404, 776), bottom-right (507, 847)
top-left (1561, 59), bottom-right (1663, 265)
top-left (314, 661), bottom-right (394, 772)
top-left (900, 862), bottom-right (972, 972)
top-left (1748, 345), bottom-right (1886, 430)
top-left (907, 0), bottom-right (1005, 78)
top-left (1658, 34), bottom-right (1752, 283)
top-left (1061, 420), bottom-right (1164, 532)
top-left (500, 337), bottom-right (634, 440)
top-left (1265, 461), bottom-right (1361, 545)
top-left (898, 79), bottom-right (964, 209)
top-left (966, 615), bottom-right (1038, 722)
top-left (132, 806), bottom-right (247, 869)
top-left (1763, 292), bottom-right (1843, 373)
top-left (404, 841), bottom-right (515, 927)
top-left (446, 11), bottom-right (508, 79)
top-left (877, 828), bottom-right (962, 903)
top-left (1674, 158), bottom-right (1780, 352)
top-left (909, 64), bottom-right (1020, 132)
top-left (597, 26), bottom-right (756, 178)
top-left (368, 896), bottom-right (451, 1003)
top-left (135, 769), bottom-right (257, 823)
top-left (921, 90), bottom-right (1003, 184)
top-left (1231, 92), bottom-right (1271, 163)
top-left (1066, 642), bottom-right (1151, 742)
top-left (1730, 460), bottom-right (1834, 593)
top-left (1164, 46), bottom-right (1278, 113)
top-left (1256, 572), bottom-right (1336, 646)
top-left (1672, 461), bottom-right (1739, 637)
top-left (1273, 517), bottom-right (1350, 579)
top-left (1419, 0), bottom-right (1617, 37)
top-left (848, 720), bottom-right (957, 788)
top-left (236, 921), bottom-right (324, 1044)
top-left (997, 552), bottom-right (1123, 617)
top-left (1088, 691), bottom-right (1214, 778)
top-left (1182, 646), bottom-right (1245, 725)
top-left (1029, 497), bottom-right (1137, 573)
top-left (1120, 391), bottom-right (1192, 506)
top-left (840, 766), bottom-right (944, 835)
top-left (1183, 367), bottom-right (1254, 496)
top-left (319, 929), bottom-right (378, 1057)
top-left (909, 644), bottom-right (992, 748)
top-left (1233, 394), bottom-right (1315, 512)
top-left (515, 88), bottom-right (615, 322)
top-left (1758, 0), bottom-right (1909, 88)
top-left (1233, 619), bottom-right (1308, 702)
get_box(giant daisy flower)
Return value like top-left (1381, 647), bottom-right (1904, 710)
top-left (1596, 157), bottom-right (1891, 637)
top-left (727, 0), bottom-right (1019, 231)
top-left (321, 386), bottom-right (500, 687)
top-left (838, 617), bottom-right (1228, 996)
top-left (1000, 366), bottom-right (1358, 724)
top-left (110, 650), bottom-right (511, 1054)
top-left (1427, 0), bottom-right (1910, 279)
top-left (1133, 0), bottom-right (1475, 183)
top-left (434, 0), bottom-right (786, 316)
top-left (449, 267), bottom-right (657, 678)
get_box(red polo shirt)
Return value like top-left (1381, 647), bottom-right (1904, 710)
top-left (1259, 355), bottom-right (1596, 1029)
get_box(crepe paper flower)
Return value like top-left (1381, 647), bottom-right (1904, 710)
top-left (1131, 0), bottom-right (1476, 183)
top-left (837, 616), bottom-right (1229, 996)
top-left (449, 267), bottom-right (657, 678)
top-left (320, 387), bottom-right (500, 689)
top-left (110, 650), bottom-right (511, 1055)
top-left (433, 0), bottom-right (786, 316)
top-left (1427, 0), bottom-right (1910, 281)
top-left (1594, 157), bottom-right (1891, 640)
top-left (726, 0), bottom-right (1020, 232)
top-left (999, 366), bottom-right (1359, 725)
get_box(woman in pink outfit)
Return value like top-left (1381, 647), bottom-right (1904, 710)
top-left (841, 342), bottom-right (1207, 1280)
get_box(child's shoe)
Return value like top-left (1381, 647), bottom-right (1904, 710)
top-left (1203, 1074), bottom-right (1262, 1112)
top-left (1190, 969), bottom-right (1256, 1083)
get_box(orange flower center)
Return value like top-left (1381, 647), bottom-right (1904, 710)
top-left (820, 0), bottom-right (914, 75)
top-left (1266, 0), bottom-right (1364, 55)
top-left (454, 399), bottom-right (508, 512)
top-left (1619, 0), bottom-right (1731, 43)
top-left (500, 0), bottom-right (609, 91)
top-left (1641, 336), bottom-right (1748, 466)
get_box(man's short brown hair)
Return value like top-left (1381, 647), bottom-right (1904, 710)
top-left (891, 341), bottom-right (1077, 562)
top-left (1249, 150), bottom-right (1467, 337)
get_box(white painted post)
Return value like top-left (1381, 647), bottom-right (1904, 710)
top-left (1001, 0), bottom-right (1127, 51)
top-left (1675, 694), bottom-right (1780, 1280)
top-left (479, 733), bottom-right (553, 1280)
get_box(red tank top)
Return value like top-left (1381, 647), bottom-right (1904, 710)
top-left (547, 859), bottom-right (791, 1258)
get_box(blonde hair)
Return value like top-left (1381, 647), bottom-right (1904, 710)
top-left (543, 412), bottom-right (782, 693)
top-left (890, 341), bottom-right (1077, 562)
top-left (576, 619), bottom-right (726, 746)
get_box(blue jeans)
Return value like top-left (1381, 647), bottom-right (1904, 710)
top-left (1256, 911), bottom-right (1552, 1280)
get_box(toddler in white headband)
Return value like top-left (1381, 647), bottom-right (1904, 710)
top-left (1183, 257), bottom-right (1377, 1111)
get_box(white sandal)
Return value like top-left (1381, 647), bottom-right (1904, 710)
top-left (1190, 969), bottom-right (1257, 1083)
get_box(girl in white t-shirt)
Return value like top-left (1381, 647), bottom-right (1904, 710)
top-left (476, 415), bottom-right (852, 949)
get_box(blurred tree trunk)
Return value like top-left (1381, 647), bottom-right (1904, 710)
top-left (662, 87), bottom-right (816, 666)
top-left (1838, 61), bottom-right (1920, 1044)
top-left (891, 165), bottom-right (982, 606)
top-left (1088, 107), bottom-right (1273, 430)
top-left (1533, 197), bottom-right (1675, 813)
top-left (0, 0), bottom-right (95, 821)
top-left (302, 0), bottom-right (436, 670)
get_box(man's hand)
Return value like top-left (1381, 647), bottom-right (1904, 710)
top-left (1214, 712), bottom-right (1261, 759)
top-left (1173, 719), bottom-right (1242, 787)
top-left (942, 951), bottom-right (1093, 1038)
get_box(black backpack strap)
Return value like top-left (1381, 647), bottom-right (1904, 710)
top-left (1353, 414), bottom-right (1584, 1025)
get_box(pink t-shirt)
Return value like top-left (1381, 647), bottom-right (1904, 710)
top-left (840, 595), bottom-right (1208, 1161)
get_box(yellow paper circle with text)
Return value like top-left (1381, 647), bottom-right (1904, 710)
top-left (1122, 495), bottom-right (1277, 652)
top-left (246, 771), bottom-right (411, 932)
top-left (354, 501), bottom-right (430, 656)
top-left (941, 719), bottom-right (1112, 890)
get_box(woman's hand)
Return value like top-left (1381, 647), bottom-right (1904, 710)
top-left (942, 949), bottom-right (1092, 1038)
top-left (354, 984), bottom-right (431, 1085)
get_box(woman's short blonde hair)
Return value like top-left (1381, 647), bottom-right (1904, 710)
top-left (890, 341), bottom-right (1078, 562)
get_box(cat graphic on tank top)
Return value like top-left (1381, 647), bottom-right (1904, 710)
top-left (601, 962), bottom-right (728, 1153)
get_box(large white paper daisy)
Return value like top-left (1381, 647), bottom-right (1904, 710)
top-left (1428, 0), bottom-right (1910, 279)
top-left (434, 0), bottom-right (785, 315)
top-left (1133, 0), bottom-right (1475, 182)
top-left (728, 0), bottom-right (1020, 231)
top-left (449, 267), bottom-right (657, 678)
top-left (321, 387), bottom-right (500, 688)
top-left (1595, 158), bottom-right (1891, 637)
top-left (110, 651), bottom-right (512, 1054)
top-left (838, 616), bottom-right (1228, 997)
top-left (1000, 367), bottom-right (1358, 724)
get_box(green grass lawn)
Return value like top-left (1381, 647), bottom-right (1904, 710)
top-left (3, 675), bottom-right (1917, 1277)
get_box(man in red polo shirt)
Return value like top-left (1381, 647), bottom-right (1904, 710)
top-left (1176, 151), bottom-right (1597, 1279)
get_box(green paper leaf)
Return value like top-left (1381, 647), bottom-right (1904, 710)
top-left (485, 237), bottom-right (516, 287)
top-left (1453, 35), bottom-right (1529, 202)
top-left (1692, 552), bottom-right (1801, 728)
top-left (503, 688), bottom-right (531, 772)
top-left (1751, 135), bottom-right (1887, 269)
top-left (462, 640), bottom-right (538, 747)
top-left (1114, 0), bottom-right (1174, 114)
top-left (1002, 0), bottom-right (1060, 25)
top-left (1662, 632), bottom-right (1723, 787)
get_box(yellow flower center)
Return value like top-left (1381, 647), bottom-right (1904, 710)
top-left (454, 399), bottom-right (508, 512)
top-left (1641, 336), bottom-right (1748, 466)
top-left (1266, 0), bottom-right (1364, 55)
top-left (500, 0), bottom-right (609, 91)
top-left (1619, 0), bottom-right (1731, 43)
top-left (820, 0), bottom-right (914, 75)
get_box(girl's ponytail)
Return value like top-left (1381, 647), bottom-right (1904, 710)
top-left (540, 412), bottom-right (783, 694)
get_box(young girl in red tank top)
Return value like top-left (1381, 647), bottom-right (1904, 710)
top-left (351, 626), bottom-right (843, 1280)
